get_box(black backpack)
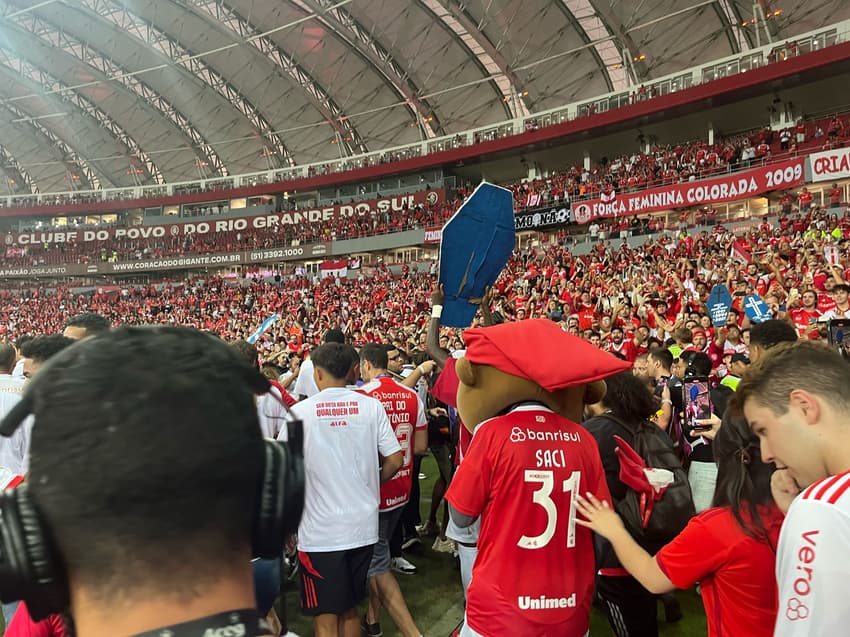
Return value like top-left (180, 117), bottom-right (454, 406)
top-left (606, 415), bottom-right (696, 544)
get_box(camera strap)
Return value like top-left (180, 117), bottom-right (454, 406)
top-left (132, 609), bottom-right (273, 637)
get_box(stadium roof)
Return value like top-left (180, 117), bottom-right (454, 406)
top-left (0, 0), bottom-right (846, 192)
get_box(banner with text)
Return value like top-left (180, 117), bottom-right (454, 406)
top-left (4, 189), bottom-right (444, 246)
top-left (570, 159), bottom-right (805, 224)
top-left (426, 203), bottom-right (571, 243)
top-left (808, 148), bottom-right (850, 183)
top-left (424, 227), bottom-right (442, 244)
top-left (514, 205), bottom-right (571, 231)
top-left (0, 242), bottom-right (332, 278)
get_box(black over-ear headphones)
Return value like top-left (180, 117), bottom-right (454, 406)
top-left (0, 379), bottom-right (305, 621)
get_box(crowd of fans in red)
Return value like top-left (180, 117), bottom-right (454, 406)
top-left (3, 109), bottom-right (850, 270)
top-left (1, 199), bottom-right (458, 267)
top-left (3, 206), bottom-right (849, 373)
top-left (511, 112), bottom-right (850, 209)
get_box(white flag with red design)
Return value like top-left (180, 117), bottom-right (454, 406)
top-left (825, 245), bottom-right (840, 266)
top-left (730, 240), bottom-right (752, 264)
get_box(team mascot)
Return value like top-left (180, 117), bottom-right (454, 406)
top-left (442, 318), bottom-right (630, 637)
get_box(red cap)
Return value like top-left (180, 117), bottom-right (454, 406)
top-left (691, 328), bottom-right (706, 338)
top-left (463, 319), bottom-right (631, 392)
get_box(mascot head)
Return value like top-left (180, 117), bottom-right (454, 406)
top-left (453, 319), bottom-right (631, 429)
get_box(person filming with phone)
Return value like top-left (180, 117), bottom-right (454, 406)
top-left (678, 352), bottom-right (733, 512)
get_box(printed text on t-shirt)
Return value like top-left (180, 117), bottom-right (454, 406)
top-left (785, 529), bottom-right (818, 622)
top-left (315, 401), bottom-right (360, 418)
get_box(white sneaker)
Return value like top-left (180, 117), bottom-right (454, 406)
top-left (432, 537), bottom-right (457, 554)
top-left (282, 632), bottom-right (302, 637)
top-left (391, 556), bottom-right (417, 575)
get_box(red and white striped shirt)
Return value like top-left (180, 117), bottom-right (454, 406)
top-left (358, 376), bottom-right (426, 511)
top-left (774, 470), bottom-right (850, 636)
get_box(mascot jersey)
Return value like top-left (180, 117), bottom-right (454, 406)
top-left (447, 403), bottom-right (610, 637)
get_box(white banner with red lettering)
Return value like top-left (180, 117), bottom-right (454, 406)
top-left (4, 189), bottom-right (444, 246)
top-left (808, 148), bottom-right (850, 183)
top-left (571, 159), bottom-right (805, 224)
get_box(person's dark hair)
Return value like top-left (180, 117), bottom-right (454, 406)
top-left (749, 319), bottom-right (798, 350)
top-left (0, 344), bottom-right (15, 372)
top-left (712, 400), bottom-right (776, 543)
top-left (311, 343), bottom-right (358, 380)
top-left (649, 347), bottom-right (673, 371)
top-left (600, 371), bottom-right (657, 423)
top-left (25, 327), bottom-right (265, 601)
top-left (323, 328), bottom-right (346, 344)
top-left (833, 283), bottom-right (850, 294)
top-left (231, 339), bottom-right (259, 369)
top-left (684, 352), bottom-right (712, 377)
top-left (360, 343), bottom-right (388, 369)
top-left (63, 312), bottom-right (110, 336)
top-left (20, 335), bottom-right (75, 363)
top-left (14, 335), bottom-right (33, 351)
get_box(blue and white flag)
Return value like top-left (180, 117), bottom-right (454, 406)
top-left (708, 284), bottom-right (733, 327)
top-left (247, 313), bottom-right (280, 344)
top-left (744, 295), bottom-right (771, 324)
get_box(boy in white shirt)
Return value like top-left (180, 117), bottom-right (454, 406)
top-left (282, 343), bottom-right (402, 637)
top-left (740, 341), bottom-right (850, 636)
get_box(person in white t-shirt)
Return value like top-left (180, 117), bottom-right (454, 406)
top-left (0, 343), bottom-right (24, 406)
top-left (740, 341), bottom-right (850, 636)
top-left (231, 340), bottom-right (291, 441)
top-left (282, 342), bottom-right (402, 637)
top-left (0, 345), bottom-right (25, 471)
top-left (11, 336), bottom-right (32, 380)
top-left (293, 329), bottom-right (346, 400)
top-left (0, 343), bottom-right (26, 626)
top-left (0, 336), bottom-right (73, 476)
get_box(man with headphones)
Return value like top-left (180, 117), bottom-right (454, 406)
top-left (0, 327), bottom-right (304, 637)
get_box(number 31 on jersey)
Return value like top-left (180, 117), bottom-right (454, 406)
top-left (518, 470), bottom-right (581, 550)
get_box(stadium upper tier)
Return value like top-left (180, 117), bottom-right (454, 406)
top-left (0, 20), bottom-right (847, 217)
top-left (2, 120), bottom-right (849, 280)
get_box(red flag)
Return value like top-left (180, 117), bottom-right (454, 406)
top-left (730, 240), bottom-right (752, 264)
